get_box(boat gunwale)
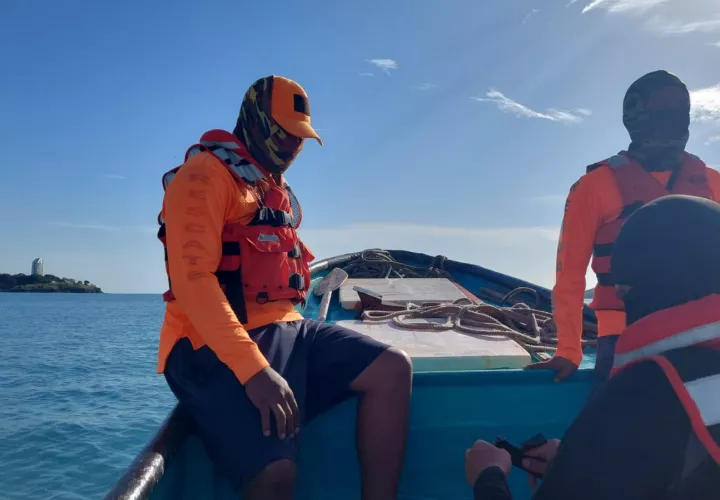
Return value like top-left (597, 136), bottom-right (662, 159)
top-left (103, 249), bottom-right (597, 500)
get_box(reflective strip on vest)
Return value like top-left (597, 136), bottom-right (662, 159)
top-left (187, 146), bottom-right (204, 158)
top-left (286, 185), bottom-right (301, 228)
top-left (606, 154), bottom-right (630, 169)
top-left (163, 171), bottom-right (176, 190)
top-left (181, 144), bottom-right (266, 184)
top-left (228, 161), bottom-right (265, 183)
top-left (201, 140), bottom-right (240, 150)
top-left (203, 145), bottom-right (265, 183)
top-left (686, 373), bottom-right (720, 427)
top-left (614, 321), bottom-right (720, 370)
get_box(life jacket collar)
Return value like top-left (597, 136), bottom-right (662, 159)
top-left (613, 294), bottom-right (720, 372)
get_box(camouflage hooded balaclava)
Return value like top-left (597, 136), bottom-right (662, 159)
top-left (623, 70), bottom-right (691, 172)
top-left (233, 77), bottom-right (305, 175)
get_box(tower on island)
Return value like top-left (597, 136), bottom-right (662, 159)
top-left (31, 258), bottom-right (44, 277)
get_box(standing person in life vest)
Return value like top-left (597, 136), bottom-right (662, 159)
top-left (466, 194), bottom-right (720, 500)
top-left (527, 70), bottom-right (720, 382)
top-left (156, 76), bottom-right (412, 500)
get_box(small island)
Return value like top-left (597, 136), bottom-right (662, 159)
top-left (0, 273), bottom-right (103, 293)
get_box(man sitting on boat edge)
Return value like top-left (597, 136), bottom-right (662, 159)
top-left (466, 195), bottom-right (720, 499)
top-left (527, 70), bottom-right (720, 383)
top-left (156, 75), bottom-right (412, 500)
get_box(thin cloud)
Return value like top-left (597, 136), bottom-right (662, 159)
top-left (522, 9), bottom-right (540, 25)
top-left (580, 0), bottom-right (720, 36)
top-left (690, 84), bottom-right (720, 124)
top-left (106, 174), bottom-right (126, 180)
top-left (358, 72), bottom-right (374, 77)
top-left (581, 0), bottom-right (669, 14)
top-left (649, 17), bottom-right (720, 35)
top-left (706, 135), bottom-right (720, 146)
top-left (471, 89), bottom-right (588, 124)
top-left (50, 222), bottom-right (156, 233)
top-left (417, 83), bottom-right (437, 91)
top-left (713, 41), bottom-right (720, 47)
top-left (52, 222), bottom-right (121, 231)
top-left (365, 58), bottom-right (398, 75)
top-left (530, 194), bottom-right (567, 203)
top-left (575, 108), bottom-right (593, 116)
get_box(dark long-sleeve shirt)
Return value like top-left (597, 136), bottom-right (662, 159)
top-left (473, 360), bottom-right (719, 500)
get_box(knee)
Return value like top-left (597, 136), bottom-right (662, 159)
top-left (378, 347), bottom-right (413, 387)
top-left (352, 347), bottom-right (412, 394)
top-left (251, 459), bottom-right (296, 497)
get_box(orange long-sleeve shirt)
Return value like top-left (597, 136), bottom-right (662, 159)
top-left (156, 152), bottom-right (303, 383)
top-left (553, 163), bottom-right (720, 366)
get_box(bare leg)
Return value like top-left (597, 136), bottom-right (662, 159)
top-left (349, 348), bottom-right (413, 500)
top-left (243, 459), bottom-right (296, 500)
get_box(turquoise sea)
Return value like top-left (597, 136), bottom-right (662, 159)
top-left (0, 294), bottom-right (175, 500)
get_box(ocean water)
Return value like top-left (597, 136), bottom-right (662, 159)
top-left (0, 294), bottom-right (175, 500)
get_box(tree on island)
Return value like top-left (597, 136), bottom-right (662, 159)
top-left (0, 273), bottom-right (103, 293)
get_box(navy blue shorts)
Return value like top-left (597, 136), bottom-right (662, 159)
top-left (164, 319), bottom-right (389, 488)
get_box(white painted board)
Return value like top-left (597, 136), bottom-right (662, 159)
top-left (336, 319), bottom-right (531, 372)
top-left (339, 278), bottom-right (467, 311)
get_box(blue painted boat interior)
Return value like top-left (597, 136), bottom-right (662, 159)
top-left (107, 250), bottom-right (597, 500)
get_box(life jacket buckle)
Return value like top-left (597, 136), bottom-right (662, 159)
top-left (288, 243), bottom-right (301, 259)
top-left (250, 207), bottom-right (293, 227)
top-left (289, 274), bottom-right (305, 290)
top-left (256, 292), bottom-right (270, 304)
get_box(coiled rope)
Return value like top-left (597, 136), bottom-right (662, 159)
top-left (362, 299), bottom-right (596, 353)
top-left (338, 249), bottom-right (597, 352)
top-left (340, 249), bottom-right (452, 279)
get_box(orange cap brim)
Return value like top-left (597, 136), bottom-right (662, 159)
top-left (274, 115), bottom-right (323, 146)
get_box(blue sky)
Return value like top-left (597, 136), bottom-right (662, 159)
top-left (1, 0), bottom-right (719, 293)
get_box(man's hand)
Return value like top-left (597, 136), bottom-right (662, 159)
top-left (522, 439), bottom-right (561, 488)
top-left (525, 356), bottom-right (578, 382)
top-left (244, 367), bottom-right (299, 440)
top-left (465, 440), bottom-right (512, 486)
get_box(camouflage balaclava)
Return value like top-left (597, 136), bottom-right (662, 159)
top-left (233, 77), bottom-right (304, 175)
top-left (623, 70), bottom-right (691, 173)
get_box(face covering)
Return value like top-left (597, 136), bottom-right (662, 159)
top-left (233, 77), bottom-right (305, 175)
top-left (612, 195), bottom-right (720, 324)
top-left (623, 70), bottom-right (691, 173)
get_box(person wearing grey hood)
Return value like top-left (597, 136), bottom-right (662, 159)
top-left (527, 70), bottom-right (720, 383)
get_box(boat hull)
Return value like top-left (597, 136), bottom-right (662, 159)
top-left (150, 370), bottom-right (593, 500)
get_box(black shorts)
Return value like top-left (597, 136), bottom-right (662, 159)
top-left (163, 319), bottom-right (389, 488)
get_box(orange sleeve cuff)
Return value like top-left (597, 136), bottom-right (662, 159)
top-left (230, 345), bottom-right (271, 384)
top-left (554, 346), bottom-right (583, 367)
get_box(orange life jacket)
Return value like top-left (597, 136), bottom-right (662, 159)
top-left (612, 295), bottom-right (720, 476)
top-left (587, 152), bottom-right (713, 312)
top-left (157, 129), bottom-right (314, 324)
